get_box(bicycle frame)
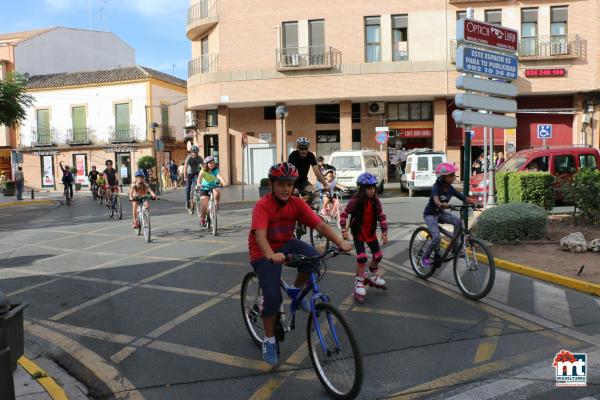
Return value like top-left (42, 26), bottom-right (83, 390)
top-left (432, 207), bottom-right (472, 264)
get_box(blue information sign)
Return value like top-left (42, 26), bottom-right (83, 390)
top-left (375, 131), bottom-right (388, 144)
top-left (456, 47), bottom-right (518, 81)
top-left (537, 124), bottom-right (552, 139)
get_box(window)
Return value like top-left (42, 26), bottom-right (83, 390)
top-left (365, 16), bottom-right (381, 62)
top-left (352, 103), bottom-right (361, 123)
top-left (526, 156), bottom-right (548, 172)
top-left (579, 154), bottom-right (597, 170)
top-left (352, 129), bottom-right (361, 142)
top-left (457, 11), bottom-right (467, 20)
top-left (432, 156), bottom-right (444, 171)
top-left (36, 109), bottom-right (50, 143)
top-left (201, 36), bottom-right (209, 72)
top-left (114, 103), bottom-right (130, 141)
top-left (71, 106), bottom-right (86, 136)
top-left (392, 15), bottom-right (408, 61)
top-left (521, 8), bottom-right (538, 56)
top-left (315, 104), bottom-right (340, 124)
top-left (485, 10), bottom-right (502, 26)
top-left (417, 157), bottom-right (429, 171)
top-left (283, 21), bottom-right (298, 52)
top-left (206, 110), bottom-right (218, 127)
top-left (264, 106), bottom-right (276, 120)
top-left (330, 156), bottom-right (361, 170)
top-left (551, 6), bottom-right (568, 55)
top-left (161, 104), bottom-right (169, 134)
top-left (554, 155), bottom-right (576, 174)
top-left (309, 19), bottom-right (325, 65)
top-left (387, 102), bottom-right (432, 121)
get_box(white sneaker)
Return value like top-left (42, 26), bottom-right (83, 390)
top-left (353, 277), bottom-right (366, 302)
top-left (364, 271), bottom-right (386, 288)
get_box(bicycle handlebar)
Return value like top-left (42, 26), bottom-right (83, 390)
top-left (285, 247), bottom-right (351, 265)
top-left (449, 204), bottom-right (481, 212)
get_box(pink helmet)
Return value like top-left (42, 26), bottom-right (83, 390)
top-left (435, 162), bottom-right (458, 176)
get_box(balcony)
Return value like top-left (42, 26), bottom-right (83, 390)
top-left (449, 35), bottom-right (583, 64)
top-left (31, 128), bottom-right (55, 147)
top-left (67, 128), bottom-right (92, 145)
top-left (188, 54), bottom-right (219, 78)
top-left (186, 0), bottom-right (219, 40)
top-left (161, 125), bottom-right (177, 143)
top-left (276, 46), bottom-right (342, 71)
top-left (109, 125), bottom-right (138, 143)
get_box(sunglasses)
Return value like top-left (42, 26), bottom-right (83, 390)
top-left (298, 147), bottom-right (308, 151)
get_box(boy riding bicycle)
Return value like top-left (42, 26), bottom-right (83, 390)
top-left (248, 162), bottom-right (352, 365)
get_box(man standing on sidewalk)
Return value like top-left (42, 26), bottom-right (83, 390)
top-left (14, 167), bottom-right (25, 200)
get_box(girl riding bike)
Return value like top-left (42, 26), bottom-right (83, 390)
top-left (319, 168), bottom-right (347, 217)
top-left (248, 162), bottom-right (352, 365)
top-left (421, 163), bottom-right (478, 268)
top-left (197, 156), bottom-right (226, 226)
top-left (129, 169), bottom-right (156, 229)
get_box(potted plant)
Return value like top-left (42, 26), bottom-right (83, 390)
top-left (138, 156), bottom-right (158, 192)
top-left (70, 167), bottom-right (82, 191)
top-left (259, 177), bottom-right (270, 198)
top-left (2, 180), bottom-right (15, 196)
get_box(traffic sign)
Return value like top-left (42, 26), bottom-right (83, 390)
top-left (452, 110), bottom-right (517, 129)
top-left (457, 18), bottom-right (518, 52)
top-left (537, 124), bottom-right (552, 139)
top-left (375, 130), bottom-right (388, 144)
top-left (375, 126), bottom-right (389, 132)
top-left (456, 47), bottom-right (518, 81)
top-left (456, 76), bottom-right (518, 98)
top-left (455, 93), bottom-right (517, 113)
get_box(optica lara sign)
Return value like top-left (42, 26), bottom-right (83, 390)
top-left (457, 19), bottom-right (518, 52)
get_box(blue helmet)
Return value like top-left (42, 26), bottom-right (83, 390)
top-left (134, 169), bottom-right (145, 177)
top-left (356, 172), bottom-right (377, 187)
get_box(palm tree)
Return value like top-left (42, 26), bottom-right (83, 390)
top-left (0, 73), bottom-right (32, 128)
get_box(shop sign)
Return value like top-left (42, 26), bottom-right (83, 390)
top-left (397, 128), bottom-right (433, 139)
top-left (106, 146), bottom-right (136, 153)
top-left (32, 150), bottom-right (59, 156)
top-left (525, 68), bottom-right (566, 78)
top-left (457, 18), bottom-right (518, 52)
top-left (456, 47), bottom-right (518, 81)
top-left (75, 154), bottom-right (88, 185)
top-left (42, 155), bottom-right (55, 187)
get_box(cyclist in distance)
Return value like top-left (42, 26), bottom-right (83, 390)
top-left (421, 163), bottom-right (479, 268)
top-left (248, 162), bottom-right (352, 365)
top-left (287, 137), bottom-right (328, 204)
top-left (129, 169), bottom-right (156, 229)
top-left (58, 161), bottom-right (75, 199)
top-left (88, 165), bottom-right (99, 192)
top-left (184, 145), bottom-right (203, 210)
top-left (103, 160), bottom-right (120, 196)
top-left (197, 155), bottom-right (227, 226)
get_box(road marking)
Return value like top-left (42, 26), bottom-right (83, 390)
top-left (18, 355), bottom-right (68, 400)
top-left (472, 318), bottom-right (503, 364)
top-left (352, 306), bottom-right (478, 325)
top-left (248, 376), bottom-right (289, 400)
top-left (25, 321), bottom-right (145, 400)
top-left (139, 284), bottom-right (218, 297)
top-left (488, 269), bottom-right (511, 304)
top-left (147, 297), bottom-right (224, 338)
top-left (8, 277), bottom-right (63, 297)
top-left (110, 346), bottom-right (138, 364)
top-left (49, 286), bottom-right (133, 321)
top-left (40, 320), bottom-right (135, 344)
top-left (533, 281), bottom-right (573, 326)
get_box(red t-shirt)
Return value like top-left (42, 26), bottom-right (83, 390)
top-left (248, 193), bottom-right (322, 262)
top-left (358, 201), bottom-right (377, 242)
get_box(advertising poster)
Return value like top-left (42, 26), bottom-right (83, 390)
top-left (42, 156), bottom-right (54, 187)
top-left (75, 154), bottom-right (88, 185)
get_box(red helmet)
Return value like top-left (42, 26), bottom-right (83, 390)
top-left (268, 162), bottom-right (299, 181)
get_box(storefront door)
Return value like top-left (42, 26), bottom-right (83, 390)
top-left (40, 155), bottom-right (56, 189)
top-left (72, 154), bottom-right (88, 186)
top-left (116, 152), bottom-right (131, 185)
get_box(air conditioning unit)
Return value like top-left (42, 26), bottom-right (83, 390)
top-left (368, 102), bottom-right (385, 115)
top-left (284, 53), bottom-right (299, 67)
top-left (185, 111), bottom-right (197, 128)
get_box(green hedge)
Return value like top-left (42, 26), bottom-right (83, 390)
top-left (563, 168), bottom-right (600, 224)
top-left (473, 202), bottom-right (549, 243)
top-left (495, 172), bottom-right (555, 210)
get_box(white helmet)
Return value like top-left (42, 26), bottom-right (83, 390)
top-left (296, 137), bottom-right (310, 147)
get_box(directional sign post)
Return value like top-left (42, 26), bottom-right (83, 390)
top-left (537, 124), bottom-right (552, 146)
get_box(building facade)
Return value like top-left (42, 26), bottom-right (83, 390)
top-left (0, 27), bottom-right (135, 177)
top-left (18, 66), bottom-right (188, 190)
top-left (186, 0), bottom-right (600, 183)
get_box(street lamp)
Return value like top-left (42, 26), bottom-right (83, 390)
top-left (275, 105), bottom-right (288, 162)
top-left (149, 122), bottom-right (160, 189)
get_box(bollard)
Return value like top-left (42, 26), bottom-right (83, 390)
top-left (0, 345), bottom-right (15, 400)
top-left (31, 188), bottom-right (34, 200)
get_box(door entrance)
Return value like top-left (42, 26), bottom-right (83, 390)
top-left (204, 135), bottom-right (219, 162)
top-left (247, 144), bottom-right (276, 185)
top-left (116, 152), bottom-right (131, 185)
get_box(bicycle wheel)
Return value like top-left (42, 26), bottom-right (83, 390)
top-left (453, 237), bottom-right (495, 300)
top-left (116, 196), bottom-right (122, 220)
top-left (211, 201), bottom-right (218, 236)
top-left (108, 195), bottom-right (115, 218)
top-left (64, 189), bottom-right (70, 206)
top-left (143, 209), bottom-right (151, 243)
top-left (310, 225), bottom-right (330, 252)
top-left (136, 210), bottom-right (142, 236)
top-left (409, 227), bottom-right (436, 279)
top-left (92, 186), bottom-right (98, 201)
top-left (240, 271), bottom-right (264, 347)
top-left (307, 303), bottom-right (363, 400)
top-left (188, 195), bottom-right (195, 215)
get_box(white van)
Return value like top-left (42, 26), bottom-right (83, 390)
top-left (328, 150), bottom-right (387, 192)
top-left (401, 149), bottom-right (447, 196)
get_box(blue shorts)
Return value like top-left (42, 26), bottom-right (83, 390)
top-left (250, 239), bottom-right (319, 317)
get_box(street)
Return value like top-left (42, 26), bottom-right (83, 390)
top-left (1, 193), bottom-right (599, 399)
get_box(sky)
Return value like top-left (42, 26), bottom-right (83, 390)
top-left (1, 0), bottom-right (190, 80)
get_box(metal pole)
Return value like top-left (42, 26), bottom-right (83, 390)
top-left (463, 126), bottom-right (472, 227)
top-left (280, 118), bottom-right (284, 162)
top-left (483, 126), bottom-right (488, 207)
top-left (241, 143), bottom-right (245, 201)
top-left (488, 127), bottom-right (497, 205)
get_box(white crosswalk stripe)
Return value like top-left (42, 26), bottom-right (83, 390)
top-left (436, 263), bottom-right (455, 283)
top-left (533, 281), bottom-right (573, 326)
top-left (488, 269), bottom-right (511, 304)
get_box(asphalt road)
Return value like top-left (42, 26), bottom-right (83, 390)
top-left (0, 192), bottom-right (599, 399)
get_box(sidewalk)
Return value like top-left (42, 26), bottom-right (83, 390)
top-left (157, 184), bottom-right (261, 204)
top-left (0, 190), bottom-right (62, 208)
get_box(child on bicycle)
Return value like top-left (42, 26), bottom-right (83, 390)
top-left (319, 168), bottom-right (347, 217)
top-left (421, 163), bottom-right (478, 268)
top-left (197, 156), bottom-right (226, 226)
top-left (128, 169), bottom-right (156, 229)
top-left (248, 162), bottom-right (352, 365)
top-left (340, 172), bottom-right (388, 303)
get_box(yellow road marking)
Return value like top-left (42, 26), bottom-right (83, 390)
top-left (473, 318), bottom-right (503, 364)
top-left (18, 356), bottom-right (68, 400)
top-left (40, 320), bottom-right (136, 344)
top-left (248, 376), bottom-right (289, 400)
top-left (353, 306), bottom-right (478, 325)
top-left (0, 199), bottom-right (56, 208)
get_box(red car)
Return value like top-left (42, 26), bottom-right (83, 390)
top-left (470, 146), bottom-right (600, 201)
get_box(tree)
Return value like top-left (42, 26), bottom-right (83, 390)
top-left (0, 73), bottom-right (33, 128)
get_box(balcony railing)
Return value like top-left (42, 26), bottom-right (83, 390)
top-left (109, 125), bottom-right (138, 143)
top-left (31, 128), bottom-right (55, 147)
top-left (186, 0), bottom-right (219, 40)
top-left (276, 46), bottom-right (342, 70)
top-left (67, 128), bottom-right (93, 145)
top-left (449, 34), bottom-right (582, 63)
top-left (161, 125), bottom-right (176, 143)
top-left (188, 54), bottom-right (219, 78)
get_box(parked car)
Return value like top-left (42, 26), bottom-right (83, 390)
top-left (328, 150), bottom-right (387, 193)
top-left (401, 149), bottom-right (448, 197)
top-left (470, 146), bottom-right (600, 201)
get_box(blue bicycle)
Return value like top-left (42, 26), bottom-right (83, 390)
top-left (241, 247), bottom-right (363, 399)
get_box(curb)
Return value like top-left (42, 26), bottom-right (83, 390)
top-left (0, 199), bottom-right (58, 208)
top-left (18, 356), bottom-right (68, 400)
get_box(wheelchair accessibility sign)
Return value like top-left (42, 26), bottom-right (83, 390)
top-left (537, 124), bottom-right (552, 139)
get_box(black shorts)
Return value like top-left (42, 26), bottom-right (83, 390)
top-left (295, 179), bottom-right (314, 193)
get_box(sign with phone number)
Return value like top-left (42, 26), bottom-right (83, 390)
top-left (456, 47), bottom-right (518, 81)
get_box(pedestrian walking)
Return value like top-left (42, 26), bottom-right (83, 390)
top-left (169, 160), bottom-right (178, 189)
top-left (161, 162), bottom-right (169, 190)
top-left (14, 167), bottom-right (25, 200)
top-left (496, 152), bottom-right (505, 168)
